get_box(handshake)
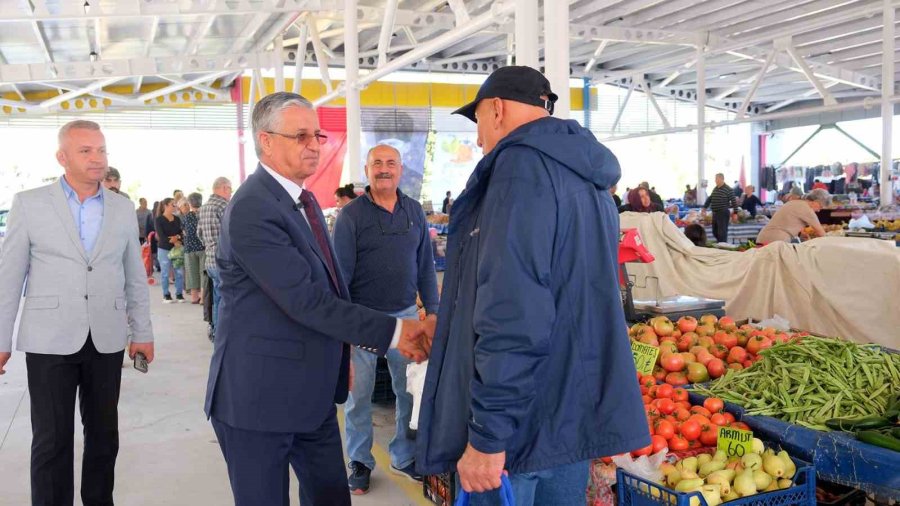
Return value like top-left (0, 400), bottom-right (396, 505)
top-left (397, 316), bottom-right (436, 363)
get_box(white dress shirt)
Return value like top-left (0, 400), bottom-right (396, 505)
top-left (260, 163), bottom-right (403, 348)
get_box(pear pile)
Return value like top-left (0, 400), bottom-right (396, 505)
top-left (659, 439), bottom-right (797, 506)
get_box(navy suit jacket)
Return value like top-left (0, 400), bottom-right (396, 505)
top-left (204, 165), bottom-right (397, 433)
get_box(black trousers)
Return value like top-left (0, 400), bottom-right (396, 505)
top-left (211, 406), bottom-right (350, 506)
top-left (712, 209), bottom-right (731, 243)
top-left (26, 335), bottom-right (124, 506)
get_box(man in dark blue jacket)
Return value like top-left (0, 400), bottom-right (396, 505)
top-left (416, 67), bottom-right (650, 505)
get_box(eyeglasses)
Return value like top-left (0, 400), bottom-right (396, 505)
top-left (377, 205), bottom-right (412, 236)
top-left (265, 131), bottom-right (328, 146)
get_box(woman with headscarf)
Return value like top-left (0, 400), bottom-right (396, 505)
top-left (618, 187), bottom-right (664, 213)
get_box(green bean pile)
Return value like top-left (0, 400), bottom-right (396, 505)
top-left (693, 336), bottom-right (900, 431)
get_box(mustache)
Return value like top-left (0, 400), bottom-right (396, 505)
top-left (374, 173), bottom-right (393, 179)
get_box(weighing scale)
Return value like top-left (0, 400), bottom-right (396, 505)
top-left (618, 228), bottom-right (726, 324)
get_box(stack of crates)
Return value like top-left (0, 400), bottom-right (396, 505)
top-left (371, 357), bottom-right (396, 404)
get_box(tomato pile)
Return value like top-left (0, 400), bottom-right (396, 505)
top-left (630, 315), bottom-right (809, 386)
top-left (631, 372), bottom-right (750, 457)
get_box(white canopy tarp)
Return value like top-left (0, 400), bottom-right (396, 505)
top-left (620, 212), bottom-right (900, 348)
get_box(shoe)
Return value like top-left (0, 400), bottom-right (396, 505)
top-left (163, 295), bottom-right (173, 303)
top-left (176, 294), bottom-right (185, 303)
top-left (348, 461), bottom-right (371, 495)
top-left (390, 462), bottom-right (423, 482)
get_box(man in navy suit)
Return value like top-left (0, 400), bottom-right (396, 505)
top-left (204, 92), bottom-right (433, 506)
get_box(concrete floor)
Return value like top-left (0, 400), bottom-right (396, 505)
top-left (0, 287), bottom-right (430, 506)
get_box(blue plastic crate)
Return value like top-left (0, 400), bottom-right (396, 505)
top-left (687, 390), bottom-right (900, 501)
top-left (617, 457), bottom-right (815, 506)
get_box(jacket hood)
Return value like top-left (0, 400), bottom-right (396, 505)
top-left (493, 117), bottom-right (621, 189)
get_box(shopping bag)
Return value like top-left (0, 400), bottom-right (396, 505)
top-left (454, 474), bottom-right (515, 506)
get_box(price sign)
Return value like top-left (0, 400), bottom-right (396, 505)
top-left (717, 426), bottom-right (754, 457)
top-left (630, 341), bottom-right (660, 376)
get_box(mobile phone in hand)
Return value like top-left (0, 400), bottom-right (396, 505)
top-left (134, 352), bottom-right (149, 373)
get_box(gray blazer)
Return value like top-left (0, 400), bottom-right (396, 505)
top-left (0, 179), bottom-right (153, 355)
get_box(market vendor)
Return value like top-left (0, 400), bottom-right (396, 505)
top-left (618, 187), bottom-right (664, 213)
top-left (757, 189), bottom-right (831, 244)
top-left (740, 185), bottom-right (762, 217)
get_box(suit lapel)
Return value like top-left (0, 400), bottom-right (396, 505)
top-left (254, 166), bottom-right (334, 279)
top-left (49, 181), bottom-right (89, 263)
top-left (88, 190), bottom-right (111, 263)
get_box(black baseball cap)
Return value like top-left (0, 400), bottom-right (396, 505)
top-left (452, 66), bottom-right (559, 122)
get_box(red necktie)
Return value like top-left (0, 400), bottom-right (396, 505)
top-left (298, 190), bottom-right (339, 292)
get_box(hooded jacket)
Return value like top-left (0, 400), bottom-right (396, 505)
top-left (416, 117), bottom-right (650, 475)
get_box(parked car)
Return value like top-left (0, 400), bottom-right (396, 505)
top-left (0, 209), bottom-right (8, 251)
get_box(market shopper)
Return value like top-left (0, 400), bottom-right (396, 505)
top-left (0, 120), bottom-right (153, 505)
top-left (416, 66), bottom-right (650, 504)
top-left (182, 193), bottom-right (204, 304)
top-left (757, 189), bottom-right (830, 244)
top-left (203, 92), bottom-right (433, 506)
top-left (334, 184), bottom-right (357, 208)
top-left (333, 144), bottom-right (440, 494)
top-left (640, 181), bottom-right (664, 207)
top-left (136, 197), bottom-right (151, 243)
top-left (155, 198), bottom-right (185, 303)
top-left (610, 184), bottom-right (622, 207)
top-left (704, 173), bottom-right (738, 243)
top-left (103, 166), bottom-right (130, 199)
top-left (619, 187), bottom-right (664, 213)
top-left (684, 184), bottom-right (697, 206)
top-left (684, 223), bottom-right (709, 247)
top-left (741, 185), bottom-right (762, 217)
top-left (198, 177), bottom-right (231, 335)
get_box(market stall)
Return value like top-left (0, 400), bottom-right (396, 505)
top-left (619, 212), bottom-right (900, 347)
top-left (603, 315), bottom-right (900, 506)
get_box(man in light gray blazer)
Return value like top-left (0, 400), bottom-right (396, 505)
top-left (0, 120), bottom-right (154, 506)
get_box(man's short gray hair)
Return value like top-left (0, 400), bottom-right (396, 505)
top-left (805, 188), bottom-right (832, 207)
top-left (366, 144), bottom-right (402, 164)
top-left (188, 192), bottom-right (203, 208)
top-left (251, 92), bottom-right (314, 156)
top-left (212, 176), bottom-right (231, 190)
top-left (58, 120), bottom-right (101, 147)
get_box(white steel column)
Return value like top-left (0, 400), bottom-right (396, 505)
top-left (697, 41), bottom-right (707, 204)
top-left (543, 0), bottom-right (569, 118)
top-left (882, 0), bottom-right (895, 205)
top-left (274, 34), bottom-right (284, 92)
top-left (515, 0), bottom-right (538, 68)
top-left (345, 0), bottom-right (363, 183)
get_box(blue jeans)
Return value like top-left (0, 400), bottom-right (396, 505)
top-left (344, 305), bottom-right (419, 471)
top-left (460, 460), bottom-right (590, 506)
top-left (158, 248), bottom-right (184, 298)
top-left (207, 266), bottom-right (222, 326)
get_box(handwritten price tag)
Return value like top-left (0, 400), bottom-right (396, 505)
top-left (717, 426), bottom-right (754, 457)
top-left (630, 341), bottom-right (660, 376)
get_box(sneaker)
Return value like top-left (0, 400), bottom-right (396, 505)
top-left (163, 295), bottom-right (173, 303)
top-left (390, 462), bottom-right (423, 482)
top-left (176, 294), bottom-right (186, 303)
top-left (348, 461), bottom-right (371, 495)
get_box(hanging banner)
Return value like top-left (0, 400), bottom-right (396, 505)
top-left (306, 107), bottom-right (348, 208)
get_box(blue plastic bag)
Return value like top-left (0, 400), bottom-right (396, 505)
top-left (455, 474), bottom-right (515, 506)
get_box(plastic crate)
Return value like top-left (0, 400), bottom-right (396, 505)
top-left (617, 457), bottom-right (815, 506)
top-left (423, 472), bottom-right (457, 506)
top-left (371, 357), bottom-right (396, 405)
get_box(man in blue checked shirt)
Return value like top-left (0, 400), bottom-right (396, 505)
top-left (333, 144), bottom-right (440, 495)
